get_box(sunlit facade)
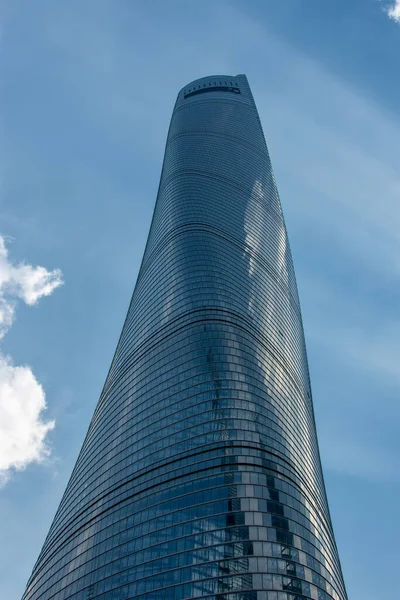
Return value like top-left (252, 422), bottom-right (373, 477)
top-left (22, 74), bottom-right (347, 600)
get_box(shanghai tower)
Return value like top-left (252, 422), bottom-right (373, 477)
top-left (23, 75), bottom-right (347, 600)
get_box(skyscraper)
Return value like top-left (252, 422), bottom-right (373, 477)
top-left (23, 75), bottom-right (347, 600)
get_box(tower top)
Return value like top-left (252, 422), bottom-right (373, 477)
top-left (175, 73), bottom-right (254, 107)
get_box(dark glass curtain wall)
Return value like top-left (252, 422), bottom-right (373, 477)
top-left (22, 75), bottom-right (347, 600)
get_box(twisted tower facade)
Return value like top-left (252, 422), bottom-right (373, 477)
top-left (23, 75), bottom-right (347, 600)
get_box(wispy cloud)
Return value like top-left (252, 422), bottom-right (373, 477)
top-left (0, 235), bottom-right (62, 485)
top-left (385, 0), bottom-right (400, 22)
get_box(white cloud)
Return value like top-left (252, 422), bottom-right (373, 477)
top-left (0, 356), bottom-right (55, 486)
top-left (386, 0), bottom-right (400, 22)
top-left (0, 235), bottom-right (62, 485)
top-left (0, 236), bottom-right (63, 338)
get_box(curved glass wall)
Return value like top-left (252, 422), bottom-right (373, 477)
top-left (22, 74), bottom-right (347, 600)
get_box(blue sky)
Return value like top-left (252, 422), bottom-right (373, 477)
top-left (0, 1), bottom-right (399, 598)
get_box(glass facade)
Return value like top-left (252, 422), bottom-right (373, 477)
top-left (22, 75), bottom-right (347, 600)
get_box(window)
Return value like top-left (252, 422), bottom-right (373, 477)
top-left (184, 86), bottom-right (241, 99)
